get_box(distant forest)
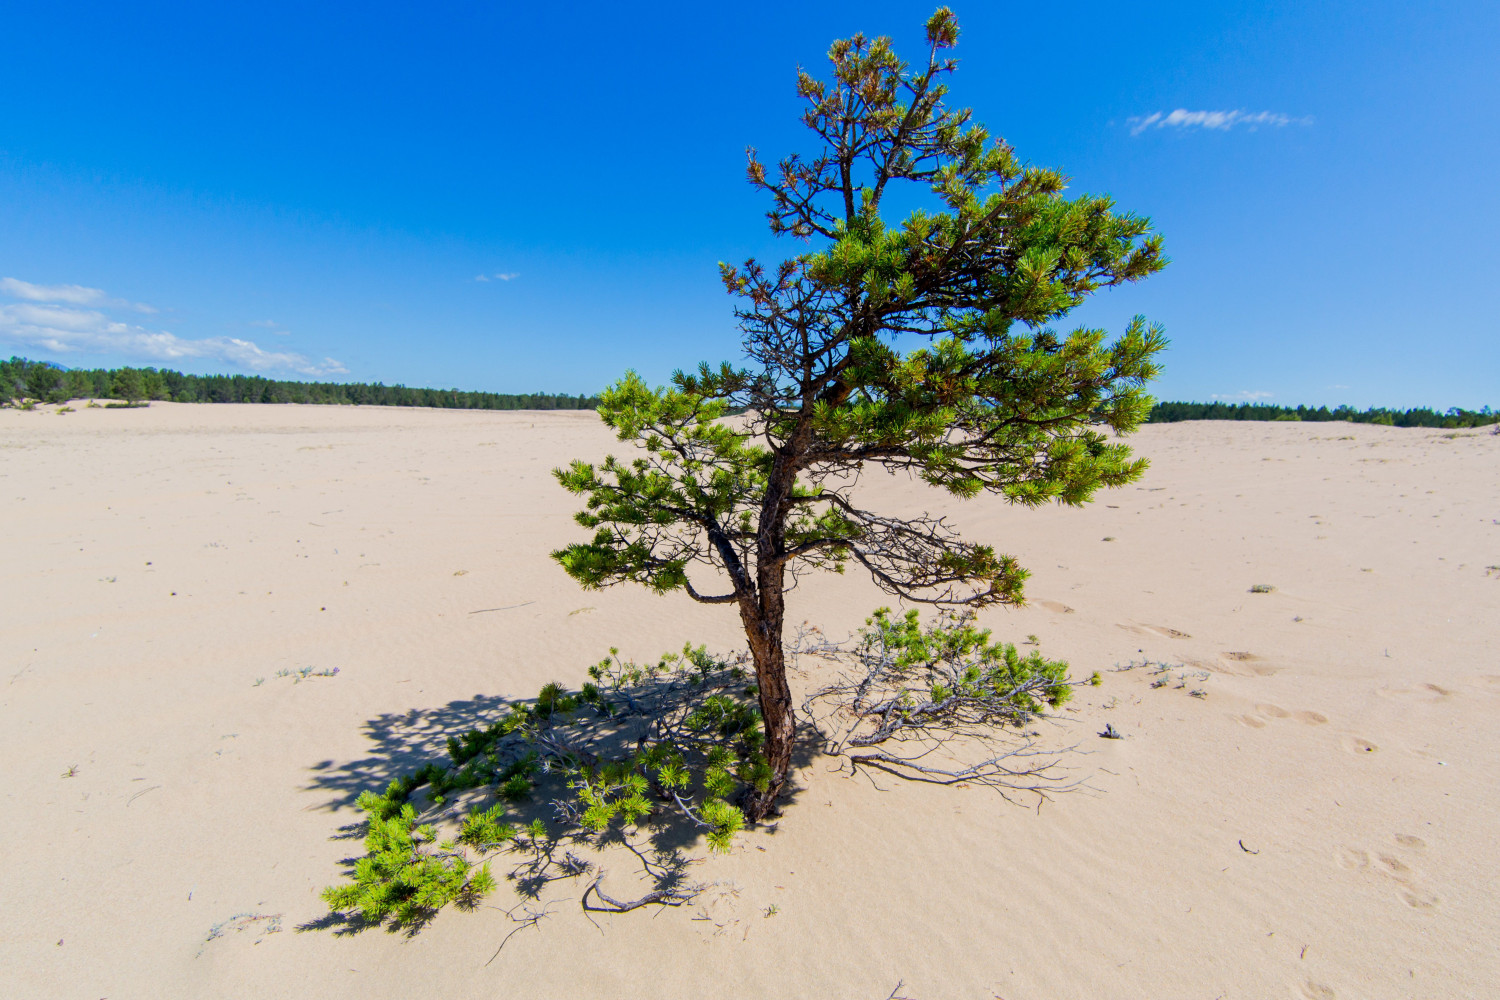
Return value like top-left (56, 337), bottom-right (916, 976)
top-left (1147, 400), bottom-right (1498, 429)
top-left (0, 357), bottom-right (600, 411)
top-left (2, 356), bottom-right (1495, 427)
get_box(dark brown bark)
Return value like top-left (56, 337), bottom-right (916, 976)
top-left (739, 595), bottom-right (793, 822)
top-left (736, 437), bottom-right (809, 822)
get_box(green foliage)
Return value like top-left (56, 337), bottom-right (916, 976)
top-left (860, 607), bottom-right (1071, 713)
top-left (548, 8), bottom-right (1174, 817)
top-left (558, 644), bottom-right (761, 850)
top-left (803, 608), bottom-right (1079, 790)
top-left (552, 8), bottom-right (1171, 628)
top-left (319, 801), bottom-right (494, 926)
top-left (321, 642), bottom-right (764, 928)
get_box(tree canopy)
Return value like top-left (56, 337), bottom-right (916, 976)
top-left (553, 8), bottom-right (1168, 819)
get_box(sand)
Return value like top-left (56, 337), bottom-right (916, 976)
top-left (1, 402), bottom-right (1495, 999)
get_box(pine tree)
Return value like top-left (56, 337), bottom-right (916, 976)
top-left (110, 368), bottom-right (144, 403)
top-left (553, 7), bottom-right (1168, 820)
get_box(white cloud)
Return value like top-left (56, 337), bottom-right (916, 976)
top-left (0, 281), bottom-right (347, 376)
top-left (2, 275), bottom-right (159, 314)
top-left (1, 277), bottom-right (106, 305)
top-left (1210, 390), bottom-right (1274, 402)
top-left (474, 272), bottom-right (519, 282)
top-left (1128, 109), bottom-right (1312, 136)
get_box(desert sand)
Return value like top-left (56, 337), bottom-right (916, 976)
top-left (1, 402), bottom-right (1496, 999)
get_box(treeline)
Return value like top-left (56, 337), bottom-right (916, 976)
top-left (1148, 400), bottom-right (1499, 429)
top-left (4, 357), bottom-right (1495, 427)
top-left (0, 357), bottom-right (601, 411)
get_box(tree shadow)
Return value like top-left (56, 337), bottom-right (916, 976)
top-left (299, 669), bottom-right (815, 935)
top-left (304, 693), bottom-right (514, 814)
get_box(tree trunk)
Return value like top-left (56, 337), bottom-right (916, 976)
top-left (738, 442), bottom-right (803, 822)
top-left (739, 600), bottom-right (793, 822)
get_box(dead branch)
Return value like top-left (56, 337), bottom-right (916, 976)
top-left (581, 873), bottom-right (704, 913)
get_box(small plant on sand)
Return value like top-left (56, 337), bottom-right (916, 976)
top-left (802, 609), bottom-right (1074, 791)
top-left (1249, 583), bottom-right (1276, 593)
top-left (322, 644), bottom-right (773, 927)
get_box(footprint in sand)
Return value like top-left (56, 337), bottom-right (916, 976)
top-left (1339, 735), bottom-right (1380, 754)
top-left (1374, 854), bottom-right (1416, 882)
top-left (1036, 600), bottom-right (1074, 614)
top-left (1244, 704), bottom-right (1326, 726)
top-left (1117, 623), bottom-right (1191, 638)
top-left (1333, 846), bottom-right (1370, 870)
top-left (1299, 980), bottom-right (1337, 1000)
top-left (1376, 683), bottom-right (1453, 703)
top-left (1218, 651), bottom-right (1279, 676)
top-left (1338, 845), bottom-right (1440, 905)
top-left (1401, 888), bottom-right (1439, 911)
top-left (1335, 837), bottom-right (1437, 911)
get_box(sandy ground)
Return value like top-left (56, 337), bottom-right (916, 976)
top-left (1, 402), bottom-right (1496, 999)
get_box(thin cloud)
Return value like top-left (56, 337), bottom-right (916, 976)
top-left (1128, 109), bottom-right (1312, 136)
top-left (1, 277), bottom-right (106, 305)
top-left (474, 272), bottom-right (519, 282)
top-left (0, 281), bottom-right (346, 376)
top-left (2, 275), bottom-right (158, 313)
top-left (1210, 390), bottom-right (1274, 402)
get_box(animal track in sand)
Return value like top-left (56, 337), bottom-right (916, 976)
top-left (1214, 651), bottom-right (1279, 676)
top-left (1036, 600), bottom-right (1074, 614)
top-left (1334, 838), bottom-right (1438, 911)
top-left (1236, 714), bottom-right (1267, 728)
top-left (1374, 854), bottom-right (1415, 880)
top-left (1299, 980), bottom-right (1337, 1000)
top-left (1376, 683), bottom-right (1453, 703)
top-left (1117, 623), bottom-right (1191, 639)
top-left (1255, 703), bottom-right (1290, 718)
top-left (1244, 704), bottom-right (1328, 727)
top-left (1401, 888), bottom-right (1439, 911)
top-left (1333, 846), bottom-right (1369, 870)
top-left (1339, 735), bottom-right (1380, 754)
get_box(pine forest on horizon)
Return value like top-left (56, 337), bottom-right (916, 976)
top-left (2, 356), bottom-right (1495, 428)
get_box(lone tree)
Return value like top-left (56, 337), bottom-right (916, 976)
top-left (554, 7), bottom-right (1167, 821)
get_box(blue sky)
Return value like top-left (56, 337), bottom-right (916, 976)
top-left (1, 1), bottom-right (1495, 407)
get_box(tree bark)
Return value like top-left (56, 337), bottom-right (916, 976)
top-left (738, 445), bottom-right (803, 822)
top-left (739, 598), bottom-right (793, 822)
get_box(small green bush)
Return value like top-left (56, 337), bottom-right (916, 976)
top-left (322, 643), bottom-right (769, 927)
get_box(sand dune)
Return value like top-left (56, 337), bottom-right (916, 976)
top-left (2, 403), bottom-right (1496, 998)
